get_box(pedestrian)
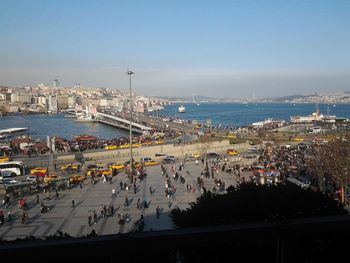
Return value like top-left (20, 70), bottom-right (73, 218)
top-left (0, 211), bottom-right (4, 225)
top-left (112, 188), bottom-right (116, 197)
top-left (55, 190), bottom-right (59, 200)
top-left (93, 211), bottom-right (97, 224)
top-left (80, 181), bottom-right (83, 189)
top-left (88, 214), bottom-right (92, 226)
top-left (137, 198), bottom-right (140, 209)
top-left (120, 181), bottom-right (123, 191)
top-left (149, 186), bottom-right (153, 195)
top-left (124, 196), bottom-right (129, 207)
top-left (72, 199), bottom-right (75, 207)
top-left (7, 211), bottom-right (12, 222)
top-left (36, 193), bottom-right (40, 204)
top-left (156, 206), bottom-right (160, 219)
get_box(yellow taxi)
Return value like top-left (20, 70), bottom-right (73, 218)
top-left (105, 145), bottom-right (118, 150)
top-left (142, 141), bottom-right (152, 146)
top-left (61, 164), bottom-right (80, 173)
top-left (227, 133), bottom-right (237, 139)
top-left (69, 175), bottom-right (85, 184)
top-left (293, 137), bottom-right (304, 142)
top-left (30, 167), bottom-right (48, 175)
top-left (132, 143), bottom-right (141, 148)
top-left (107, 163), bottom-right (125, 170)
top-left (153, 140), bottom-right (164, 145)
top-left (44, 175), bottom-right (60, 183)
top-left (0, 156), bottom-right (10, 163)
top-left (189, 153), bottom-right (200, 159)
top-left (119, 144), bottom-right (130, 149)
top-left (144, 160), bottom-right (160, 166)
top-left (227, 149), bottom-right (239, 156)
top-left (87, 168), bottom-right (112, 177)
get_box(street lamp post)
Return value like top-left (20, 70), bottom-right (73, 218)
top-left (127, 70), bottom-right (135, 176)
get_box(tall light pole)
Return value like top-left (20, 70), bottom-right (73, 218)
top-left (127, 70), bottom-right (135, 175)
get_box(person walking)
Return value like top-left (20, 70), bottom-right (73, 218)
top-left (93, 211), bottom-right (97, 224)
top-left (72, 199), bottom-right (75, 208)
top-left (36, 193), bottom-right (40, 204)
top-left (137, 198), bottom-right (140, 209)
top-left (156, 206), bottom-right (160, 219)
top-left (112, 188), bottom-right (116, 197)
top-left (88, 214), bottom-right (92, 226)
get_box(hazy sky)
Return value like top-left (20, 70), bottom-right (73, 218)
top-left (1, 0), bottom-right (349, 98)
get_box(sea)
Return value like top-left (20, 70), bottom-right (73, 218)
top-left (0, 103), bottom-right (349, 140)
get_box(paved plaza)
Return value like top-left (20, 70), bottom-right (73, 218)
top-left (0, 159), bottom-right (250, 240)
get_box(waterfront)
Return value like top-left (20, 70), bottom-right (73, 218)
top-left (156, 103), bottom-right (350, 127)
top-left (0, 103), bottom-right (349, 140)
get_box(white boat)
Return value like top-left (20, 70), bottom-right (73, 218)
top-left (0, 128), bottom-right (28, 140)
top-left (75, 115), bottom-right (96, 123)
top-left (178, 105), bottom-right (186, 113)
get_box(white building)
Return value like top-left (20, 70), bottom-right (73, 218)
top-left (47, 95), bottom-right (58, 113)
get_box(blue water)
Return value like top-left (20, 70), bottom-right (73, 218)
top-left (0, 103), bottom-right (349, 140)
top-left (0, 114), bottom-right (129, 140)
top-left (150, 103), bottom-right (350, 127)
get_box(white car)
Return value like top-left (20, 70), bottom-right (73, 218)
top-left (1, 178), bottom-right (18, 184)
top-left (26, 176), bottom-right (39, 182)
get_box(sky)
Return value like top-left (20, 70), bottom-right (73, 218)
top-left (0, 0), bottom-right (349, 98)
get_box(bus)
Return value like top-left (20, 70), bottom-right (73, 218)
top-left (0, 161), bottom-right (24, 177)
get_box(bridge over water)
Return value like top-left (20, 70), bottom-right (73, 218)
top-left (96, 112), bottom-right (152, 134)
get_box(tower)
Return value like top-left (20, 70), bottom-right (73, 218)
top-left (54, 79), bottom-right (60, 88)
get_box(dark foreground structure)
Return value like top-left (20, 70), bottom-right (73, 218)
top-left (1, 215), bottom-right (350, 262)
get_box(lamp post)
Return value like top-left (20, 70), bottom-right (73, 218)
top-left (127, 70), bottom-right (135, 176)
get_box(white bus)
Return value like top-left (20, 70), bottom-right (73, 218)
top-left (0, 161), bottom-right (24, 177)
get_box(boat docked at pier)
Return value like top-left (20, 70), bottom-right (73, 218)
top-left (290, 109), bottom-right (336, 124)
top-left (0, 128), bottom-right (28, 141)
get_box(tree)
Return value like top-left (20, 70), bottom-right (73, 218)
top-left (171, 183), bottom-right (346, 228)
top-left (307, 137), bottom-right (350, 203)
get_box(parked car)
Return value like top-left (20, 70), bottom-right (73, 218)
top-left (144, 160), bottom-right (160, 166)
top-left (188, 153), bottom-right (200, 159)
top-left (61, 164), bottom-right (81, 174)
top-left (107, 163), bottom-right (125, 171)
top-left (30, 167), bottom-right (49, 177)
top-left (162, 156), bottom-right (176, 164)
top-left (26, 175), bottom-right (41, 182)
top-left (227, 149), bottom-right (239, 156)
top-left (105, 145), bottom-right (118, 150)
top-left (0, 178), bottom-right (19, 184)
top-left (206, 152), bottom-right (220, 159)
top-left (69, 175), bottom-right (85, 184)
top-left (44, 175), bottom-right (61, 183)
top-left (0, 156), bottom-right (10, 163)
top-left (141, 157), bottom-right (153, 163)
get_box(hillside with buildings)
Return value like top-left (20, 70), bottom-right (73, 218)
top-left (0, 82), bottom-right (169, 116)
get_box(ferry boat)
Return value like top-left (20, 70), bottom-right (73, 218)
top-left (178, 105), bottom-right (186, 113)
top-left (290, 111), bottom-right (336, 123)
top-left (0, 128), bottom-right (28, 141)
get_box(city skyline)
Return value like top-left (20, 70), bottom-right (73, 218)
top-left (1, 0), bottom-right (349, 97)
